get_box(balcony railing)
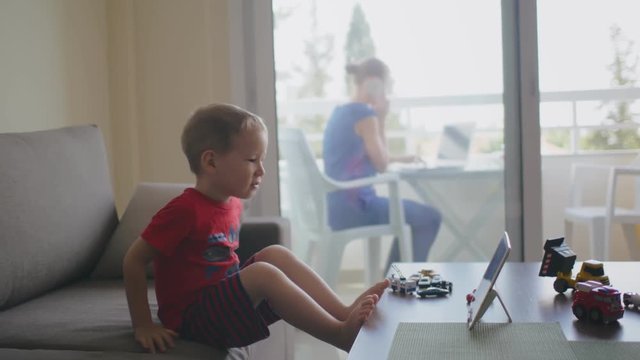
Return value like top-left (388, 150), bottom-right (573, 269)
top-left (277, 87), bottom-right (640, 156)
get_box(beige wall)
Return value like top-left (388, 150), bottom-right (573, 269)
top-left (0, 0), bottom-right (112, 157)
top-left (108, 0), bottom-right (232, 210)
top-left (1, 0), bottom-right (233, 213)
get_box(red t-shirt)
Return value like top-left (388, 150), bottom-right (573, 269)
top-left (141, 188), bottom-right (243, 331)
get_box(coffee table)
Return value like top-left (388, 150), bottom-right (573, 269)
top-left (347, 262), bottom-right (640, 359)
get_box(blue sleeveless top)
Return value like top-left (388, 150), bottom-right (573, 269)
top-left (322, 102), bottom-right (378, 205)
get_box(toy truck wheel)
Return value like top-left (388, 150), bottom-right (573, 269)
top-left (623, 299), bottom-right (630, 307)
top-left (448, 283), bottom-right (453, 293)
top-left (572, 305), bottom-right (586, 320)
top-left (589, 308), bottom-right (603, 323)
top-left (553, 279), bottom-right (569, 293)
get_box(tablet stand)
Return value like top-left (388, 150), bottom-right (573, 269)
top-left (475, 287), bottom-right (513, 325)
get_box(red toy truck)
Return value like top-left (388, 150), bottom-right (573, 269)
top-left (571, 280), bottom-right (624, 324)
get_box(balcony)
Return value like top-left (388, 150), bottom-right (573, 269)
top-left (277, 88), bottom-right (640, 276)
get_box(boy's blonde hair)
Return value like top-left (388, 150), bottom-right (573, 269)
top-left (181, 103), bottom-right (266, 174)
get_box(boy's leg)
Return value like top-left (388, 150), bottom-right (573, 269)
top-left (239, 261), bottom-right (376, 352)
top-left (253, 245), bottom-right (388, 321)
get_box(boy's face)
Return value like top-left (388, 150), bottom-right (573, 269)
top-left (210, 127), bottom-right (268, 200)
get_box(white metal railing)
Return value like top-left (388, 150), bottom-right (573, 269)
top-left (277, 87), bottom-right (640, 156)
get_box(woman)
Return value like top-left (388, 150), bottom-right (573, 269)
top-left (322, 57), bottom-right (442, 268)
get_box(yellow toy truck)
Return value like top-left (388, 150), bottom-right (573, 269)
top-left (538, 237), bottom-right (610, 293)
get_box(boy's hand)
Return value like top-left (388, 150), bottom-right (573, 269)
top-left (134, 324), bottom-right (178, 353)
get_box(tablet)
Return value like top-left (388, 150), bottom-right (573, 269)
top-left (467, 231), bottom-right (512, 330)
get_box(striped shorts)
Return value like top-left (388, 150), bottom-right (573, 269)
top-left (179, 256), bottom-right (281, 348)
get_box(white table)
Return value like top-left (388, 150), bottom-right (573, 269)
top-left (394, 165), bottom-right (504, 260)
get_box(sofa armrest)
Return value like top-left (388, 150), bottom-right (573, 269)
top-left (237, 217), bottom-right (291, 265)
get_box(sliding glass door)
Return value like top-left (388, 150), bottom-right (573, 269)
top-left (272, 0), bottom-right (512, 266)
top-left (228, 0), bottom-right (544, 266)
top-left (537, 0), bottom-right (640, 260)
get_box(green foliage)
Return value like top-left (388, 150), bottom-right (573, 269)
top-left (296, 0), bottom-right (334, 98)
top-left (344, 4), bottom-right (376, 63)
top-left (545, 129), bottom-right (570, 150)
top-left (478, 134), bottom-right (504, 154)
top-left (344, 3), bottom-right (376, 95)
top-left (581, 127), bottom-right (640, 150)
top-left (582, 24), bottom-right (639, 151)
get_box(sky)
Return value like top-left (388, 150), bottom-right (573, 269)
top-left (274, 0), bottom-right (640, 95)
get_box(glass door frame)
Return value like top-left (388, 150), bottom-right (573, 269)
top-left (228, 0), bottom-right (542, 261)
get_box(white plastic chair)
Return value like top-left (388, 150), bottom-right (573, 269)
top-left (564, 155), bottom-right (640, 260)
top-left (278, 127), bottom-right (413, 288)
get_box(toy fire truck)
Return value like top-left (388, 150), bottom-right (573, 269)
top-left (572, 280), bottom-right (624, 324)
top-left (389, 264), bottom-right (417, 295)
top-left (538, 237), bottom-right (610, 293)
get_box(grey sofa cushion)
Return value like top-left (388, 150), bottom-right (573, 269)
top-left (0, 280), bottom-right (234, 358)
top-left (0, 125), bottom-right (118, 310)
top-left (92, 182), bottom-right (191, 279)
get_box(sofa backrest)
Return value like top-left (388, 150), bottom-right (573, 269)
top-left (91, 182), bottom-right (192, 279)
top-left (0, 125), bottom-right (118, 310)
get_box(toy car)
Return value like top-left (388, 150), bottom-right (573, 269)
top-left (623, 292), bottom-right (640, 309)
top-left (419, 269), bottom-right (436, 277)
top-left (572, 281), bottom-right (624, 324)
top-left (429, 274), bottom-right (453, 293)
top-left (389, 264), bottom-right (417, 295)
top-left (415, 274), bottom-right (452, 298)
top-left (390, 273), bottom-right (417, 295)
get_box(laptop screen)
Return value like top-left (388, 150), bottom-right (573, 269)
top-left (437, 122), bottom-right (475, 162)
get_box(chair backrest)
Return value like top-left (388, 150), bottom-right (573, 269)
top-left (278, 127), bottom-right (329, 236)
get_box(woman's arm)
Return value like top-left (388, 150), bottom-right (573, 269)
top-left (355, 116), bottom-right (389, 173)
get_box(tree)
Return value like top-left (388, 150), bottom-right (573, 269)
top-left (582, 24), bottom-right (640, 151)
top-left (292, 0), bottom-right (334, 150)
top-left (344, 3), bottom-right (376, 64)
top-left (344, 3), bottom-right (376, 95)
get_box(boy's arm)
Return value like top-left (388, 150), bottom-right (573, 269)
top-left (123, 237), bottom-right (177, 353)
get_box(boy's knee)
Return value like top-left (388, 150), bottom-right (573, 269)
top-left (240, 262), bottom-right (285, 303)
top-left (255, 244), bottom-right (291, 261)
top-left (243, 261), bottom-right (285, 281)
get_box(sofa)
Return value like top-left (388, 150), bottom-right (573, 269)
top-left (0, 125), bottom-right (293, 359)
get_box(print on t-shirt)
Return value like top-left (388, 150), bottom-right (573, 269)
top-left (203, 224), bottom-right (240, 279)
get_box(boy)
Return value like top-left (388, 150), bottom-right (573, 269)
top-left (123, 103), bottom-right (389, 353)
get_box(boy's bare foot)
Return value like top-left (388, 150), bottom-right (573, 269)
top-left (339, 279), bottom-right (389, 320)
top-left (338, 294), bottom-right (378, 352)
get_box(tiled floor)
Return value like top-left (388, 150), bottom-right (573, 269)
top-left (292, 280), bottom-right (366, 360)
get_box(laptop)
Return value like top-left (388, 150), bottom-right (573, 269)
top-left (433, 122), bottom-right (475, 168)
top-left (387, 121), bottom-right (475, 173)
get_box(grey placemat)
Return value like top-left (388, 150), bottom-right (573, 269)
top-left (388, 322), bottom-right (578, 360)
top-left (570, 340), bottom-right (640, 360)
